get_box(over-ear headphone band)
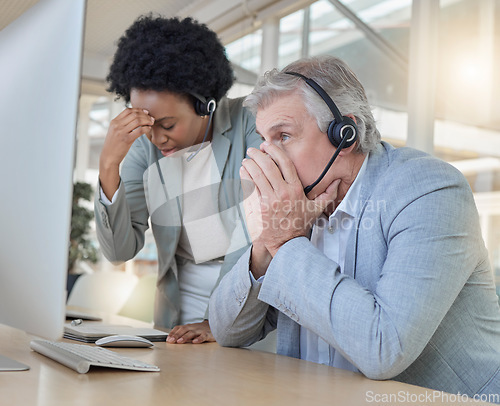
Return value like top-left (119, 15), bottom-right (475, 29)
top-left (285, 72), bottom-right (343, 123)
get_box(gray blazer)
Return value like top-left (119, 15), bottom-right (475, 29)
top-left (209, 141), bottom-right (500, 400)
top-left (94, 97), bottom-right (261, 328)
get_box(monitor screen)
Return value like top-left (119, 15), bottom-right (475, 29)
top-left (0, 0), bottom-right (86, 369)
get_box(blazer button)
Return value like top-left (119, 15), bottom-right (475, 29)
top-left (102, 214), bottom-right (109, 228)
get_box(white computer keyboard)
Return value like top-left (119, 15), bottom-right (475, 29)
top-left (30, 339), bottom-right (160, 374)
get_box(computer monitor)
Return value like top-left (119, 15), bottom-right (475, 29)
top-left (0, 0), bottom-right (86, 370)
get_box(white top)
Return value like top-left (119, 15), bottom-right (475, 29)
top-left (176, 142), bottom-right (232, 263)
top-left (101, 142), bottom-right (247, 324)
top-left (174, 143), bottom-right (226, 324)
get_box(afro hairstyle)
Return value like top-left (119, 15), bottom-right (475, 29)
top-left (106, 15), bottom-right (234, 104)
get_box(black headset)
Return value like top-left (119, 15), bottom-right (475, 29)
top-left (285, 72), bottom-right (358, 194)
top-left (191, 93), bottom-right (217, 116)
top-left (186, 93), bottom-right (217, 161)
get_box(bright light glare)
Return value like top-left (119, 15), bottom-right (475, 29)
top-left (458, 62), bottom-right (481, 83)
top-left (451, 56), bottom-right (490, 89)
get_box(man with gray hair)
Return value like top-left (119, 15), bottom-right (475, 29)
top-left (209, 55), bottom-right (500, 401)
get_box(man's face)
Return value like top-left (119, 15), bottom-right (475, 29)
top-left (255, 92), bottom-right (340, 198)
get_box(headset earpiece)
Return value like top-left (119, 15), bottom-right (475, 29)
top-left (191, 93), bottom-right (217, 116)
top-left (186, 93), bottom-right (216, 162)
top-left (327, 115), bottom-right (357, 148)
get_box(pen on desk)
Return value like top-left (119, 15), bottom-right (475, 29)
top-left (71, 318), bottom-right (83, 326)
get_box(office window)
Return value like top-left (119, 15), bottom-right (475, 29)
top-left (493, 216), bottom-right (500, 293)
top-left (279, 9), bottom-right (305, 67)
top-left (223, 0), bottom-right (500, 290)
top-left (225, 29), bottom-right (262, 74)
top-left (309, 0), bottom-right (356, 58)
top-left (86, 98), bottom-right (112, 172)
top-left (308, 0), bottom-right (411, 109)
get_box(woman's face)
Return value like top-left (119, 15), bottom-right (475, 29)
top-left (130, 89), bottom-right (209, 157)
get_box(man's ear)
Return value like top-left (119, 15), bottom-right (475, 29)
top-left (339, 142), bottom-right (358, 156)
top-left (346, 113), bottom-right (357, 124)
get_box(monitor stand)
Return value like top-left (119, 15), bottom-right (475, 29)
top-left (0, 354), bottom-right (30, 371)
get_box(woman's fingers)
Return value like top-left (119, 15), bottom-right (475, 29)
top-left (166, 321), bottom-right (214, 344)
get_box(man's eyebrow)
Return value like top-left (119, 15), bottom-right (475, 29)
top-left (269, 122), bottom-right (292, 131)
top-left (266, 122), bottom-right (294, 133)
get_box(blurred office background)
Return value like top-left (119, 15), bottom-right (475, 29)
top-left (1, 0), bottom-right (499, 316)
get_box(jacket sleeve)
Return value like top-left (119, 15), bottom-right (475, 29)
top-left (209, 246), bottom-right (278, 347)
top-left (94, 140), bottom-right (150, 263)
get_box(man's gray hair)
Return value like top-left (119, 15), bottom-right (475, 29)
top-left (243, 55), bottom-right (380, 153)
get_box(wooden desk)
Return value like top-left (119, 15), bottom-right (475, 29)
top-left (0, 320), bottom-right (493, 406)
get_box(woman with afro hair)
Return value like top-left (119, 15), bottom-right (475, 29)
top-left (94, 15), bottom-right (261, 344)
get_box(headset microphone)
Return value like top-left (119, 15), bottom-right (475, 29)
top-left (285, 72), bottom-right (358, 195)
top-left (303, 133), bottom-right (349, 195)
